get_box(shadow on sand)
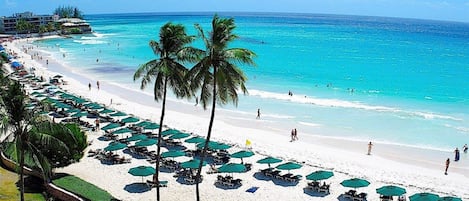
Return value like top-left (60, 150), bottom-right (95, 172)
top-left (303, 188), bottom-right (328, 197)
top-left (124, 183), bottom-right (151, 193)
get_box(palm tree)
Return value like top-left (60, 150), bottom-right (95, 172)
top-left (187, 15), bottom-right (256, 201)
top-left (133, 22), bottom-right (199, 201)
top-left (0, 81), bottom-right (73, 201)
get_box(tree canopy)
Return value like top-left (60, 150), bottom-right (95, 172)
top-left (54, 6), bottom-right (83, 19)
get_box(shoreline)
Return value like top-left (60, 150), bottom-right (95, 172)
top-left (4, 37), bottom-right (468, 200)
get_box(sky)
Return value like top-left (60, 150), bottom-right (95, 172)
top-left (1, 0), bottom-right (469, 23)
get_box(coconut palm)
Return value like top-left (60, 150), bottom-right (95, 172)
top-left (133, 22), bottom-right (199, 201)
top-left (0, 81), bottom-right (74, 201)
top-left (187, 15), bottom-right (256, 201)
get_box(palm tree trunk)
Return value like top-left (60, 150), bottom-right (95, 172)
top-left (154, 79), bottom-right (168, 201)
top-left (19, 141), bottom-right (25, 201)
top-left (196, 66), bottom-right (217, 201)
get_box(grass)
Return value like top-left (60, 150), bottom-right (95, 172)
top-left (0, 166), bottom-right (46, 201)
top-left (52, 175), bottom-right (114, 201)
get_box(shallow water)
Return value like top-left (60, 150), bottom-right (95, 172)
top-left (34, 12), bottom-right (469, 152)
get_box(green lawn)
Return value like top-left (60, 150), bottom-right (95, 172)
top-left (0, 166), bottom-right (46, 201)
top-left (52, 175), bottom-right (114, 201)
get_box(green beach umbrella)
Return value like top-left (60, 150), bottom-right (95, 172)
top-left (439, 196), bottom-right (462, 201)
top-left (376, 185), bottom-right (406, 196)
top-left (218, 163), bottom-right (246, 173)
top-left (128, 166), bottom-right (156, 183)
top-left (340, 178), bottom-right (370, 188)
top-left (54, 103), bottom-right (71, 109)
top-left (31, 91), bottom-right (41, 95)
top-left (99, 108), bottom-right (114, 114)
top-left (276, 162), bottom-right (302, 171)
top-left (104, 142), bottom-right (127, 151)
top-left (89, 104), bottom-right (104, 110)
top-left (135, 121), bottom-right (151, 127)
top-left (161, 150), bottom-right (186, 158)
top-left (180, 159), bottom-right (206, 169)
top-left (110, 111), bottom-right (127, 117)
top-left (128, 166), bottom-right (156, 176)
top-left (409, 193), bottom-right (439, 201)
top-left (196, 141), bottom-right (231, 150)
top-left (257, 156), bottom-right (283, 167)
top-left (306, 170), bottom-right (334, 181)
top-left (143, 123), bottom-right (160, 130)
top-left (169, 132), bottom-right (190, 140)
top-left (112, 127), bottom-right (133, 135)
top-left (71, 112), bottom-right (88, 118)
top-left (231, 150), bottom-right (255, 159)
top-left (230, 150), bottom-right (255, 163)
top-left (135, 138), bottom-right (157, 147)
top-left (101, 123), bottom-right (121, 131)
top-left (184, 136), bottom-right (205, 144)
top-left (161, 129), bottom-right (181, 136)
top-left (121, 117), bottom-right (139, 123)
top-left (126, 134), bottom-right (148, 142)
top-left (71, 97), bottom-right (87, 104)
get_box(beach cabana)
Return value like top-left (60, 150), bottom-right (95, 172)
top-left (409, 193), bottom-right (439, 201)
top-left (128, 166), bottom-right (156, 183)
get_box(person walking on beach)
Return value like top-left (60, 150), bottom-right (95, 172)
top-left (96, 81), bottom-right (100, 90)
top-left (95, 118), bottom-right (100, 129)
top-left (88, 82), bottom-right (91, 91)
top-left (463, 144), bottom-right (468, 153)
top-left (367, 141), bottom-right (373, 155)
top-left (256, 108), bottom-right (261, 119)
top-left (454, 148), bottom-right (460, 161)
top-left (445, 158), bottom-right (450, 175)
top-left (293, 128), bottom-right (298, 140)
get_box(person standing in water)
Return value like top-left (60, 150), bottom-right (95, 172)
top-left (367, 141), bottom-right (373, 155)
top-left (256, 108), bottom-right (261, 119)
top-left (454, 148), bottom-right (460, 161)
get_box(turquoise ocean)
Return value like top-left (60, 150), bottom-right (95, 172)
top-left (35, 12), bottom-right (469, 152)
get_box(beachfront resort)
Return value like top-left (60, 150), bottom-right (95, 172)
top-left (1, 9), bottom-right (468, 201)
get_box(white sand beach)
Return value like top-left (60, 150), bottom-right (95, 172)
top-left (3, 37), bottom-right (468, 201)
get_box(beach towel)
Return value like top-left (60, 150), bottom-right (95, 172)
top-left (246, 186), bottom-right (259, 193)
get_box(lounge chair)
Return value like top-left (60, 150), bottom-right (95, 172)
top-left (147, 180), bottom-right (168, 188)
